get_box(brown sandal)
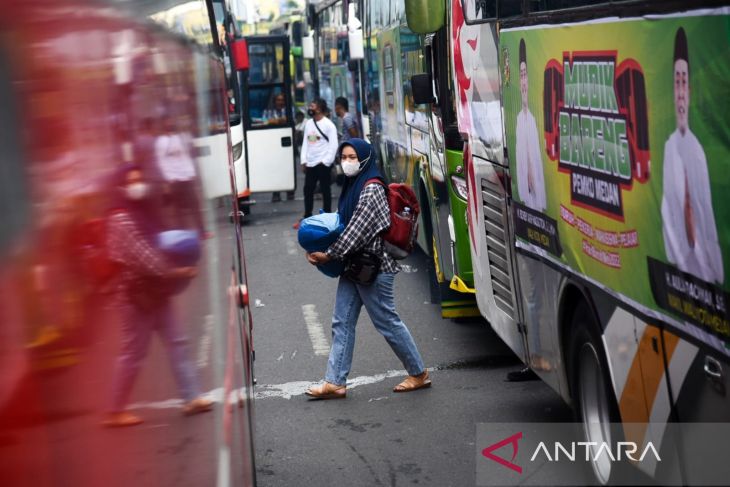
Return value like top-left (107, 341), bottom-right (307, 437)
top-left (305, 382), bottom-right (347, 400)
top-left (102, 411), bottom-right (143, 427)
top-left (183, 396), bottom-right (214, 415)
top-left (393, 371), bottom-right (432, 393)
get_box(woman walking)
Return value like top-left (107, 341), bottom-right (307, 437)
top-left (104, 165), bottom-right (212, 426)
top-left (305, 138), bottom-right (431, 399)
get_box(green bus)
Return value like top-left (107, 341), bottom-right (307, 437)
top-left (309, 0), bottom-right (479, 318)
top-left (409, 0), bottom-right (730, 485)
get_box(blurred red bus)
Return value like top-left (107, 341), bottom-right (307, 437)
top-left (0, 0), bottom-right (256, 485)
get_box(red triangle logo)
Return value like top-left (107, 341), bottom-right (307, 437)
top-left (481, 431), bottom-right (523, 474)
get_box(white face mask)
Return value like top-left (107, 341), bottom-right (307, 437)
top-left (342, 160), bottom-right (361, 177)
top-left (341, 152), bottom-right (371, 177)
top-left (126, 182), bottom-right (150, 200)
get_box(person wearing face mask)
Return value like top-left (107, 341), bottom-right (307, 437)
top-left (294, 98), bottom-right (339, 229)
top-left (103, 165), bottom-right (212, 427)
top-left (304, 139), bottom-right (431, 399)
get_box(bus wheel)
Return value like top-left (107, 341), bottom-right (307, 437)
top-left (238, 196), bottom-right (251, 216)
top-left (419, 183), bottom-right (440, 305)
top-left (568, 302), bottom-right (622, 485)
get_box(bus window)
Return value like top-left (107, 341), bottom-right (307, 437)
top-left (463, 0), bottom-right (497, 21)
top-left (0, 49), bottom-right (29, 256)
top-left (247, 87), bottom-right (290, 127)
top-left (248, 44), bottom-right (284, 84)
top-left (210, 0), bottom-right (241, 126)
top-left (383, 45), bottom-right (395, 109)
top-left (499, 0), bottom-right (523, 17)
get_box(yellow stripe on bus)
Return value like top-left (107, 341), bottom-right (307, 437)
top-left (618, 326), bottom-right (679, 446)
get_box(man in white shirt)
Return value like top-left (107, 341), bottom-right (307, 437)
top-left (661, 27), bottom-right (723, 284)
top-left (515, 38), bottom-right (546, 213)
top-left (296, 98), bottom-right (338, 228)
top-left (155, 119), bottom-right (206, 236)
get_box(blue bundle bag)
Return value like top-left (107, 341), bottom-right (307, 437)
top-left (157, 230), bottom-right (202, 266)
top-left (156, 229), bottom-right (202, 293)
top-left (297, 212), bottom-right (345, 277)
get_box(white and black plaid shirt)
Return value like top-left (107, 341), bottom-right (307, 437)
top-left (326, 183), bottom-right (399, 273)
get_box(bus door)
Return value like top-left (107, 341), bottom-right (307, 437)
top-left (242, 35), bottom-right (296, 193)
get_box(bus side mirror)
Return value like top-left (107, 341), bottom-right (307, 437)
top-left (348, 29), bottom-right (364, 60)
top-left (411, 74), bottom-right (434, 105)
top-left (405, 0), bottom-right (445, 34)
top-left (302, 34), bottom-right (314, 59)
top-left (231, 39), bottom-right (249, 71)
top-left (347, 3), bottom-right (364, 60)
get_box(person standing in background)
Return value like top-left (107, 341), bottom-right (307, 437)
top-left (266, 93), bottom-right (293, 203)
top-left (154, 118), bottom-right (207, 237)
top-left (263, 93), bottom-right (288, 127)
top-left (294, 98), bottom-right (338, 229)
top-left (333, 97), bottom-right (360, 186)
top-left (335, 96), bottom-right (359, 143)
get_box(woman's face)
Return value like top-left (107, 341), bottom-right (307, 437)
top-left (124, 169), bottom-right (150, 200)
top-left (340, 145), bottom-right (358, 162)
top-left (125, 169), bottom-right (143, 185)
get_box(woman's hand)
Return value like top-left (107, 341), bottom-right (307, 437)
top-left (306, 252), bottom-right (330, 265)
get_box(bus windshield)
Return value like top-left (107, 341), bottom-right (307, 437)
top-left (211, 0), bottom-right (241, 126)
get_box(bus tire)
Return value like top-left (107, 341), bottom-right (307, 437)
top-left (568, 301), bottom-right (626, 485)
top-left (418, 182), bottom-right (440, 305)
top-left (238, 196), bottom-right (251, 216)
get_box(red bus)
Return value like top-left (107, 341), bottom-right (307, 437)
top-left (0, 0), bottom-right (256, 485)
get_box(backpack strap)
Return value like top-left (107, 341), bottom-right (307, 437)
top-left (365, 178), bottom-right (386, 191)
top-left (312, 118), bottom-right (329, 142)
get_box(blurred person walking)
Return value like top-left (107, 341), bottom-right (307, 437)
top-left (304, 138), bottom-right (431, 399)
top-left (294, 98), bottom-right (338, 229)
top-left (103, 165), bottom-right (212, 427)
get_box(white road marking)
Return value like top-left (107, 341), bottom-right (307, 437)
top-left (284, 229), bottom-right (298, 255)
top-left (216, 446), bottom-right (231, 487)
top-left (196, 314), bottom-right (214, 369)
top-left (276, 353), bottom-right (284, 361)
top-left (302, 304), bottom-right (330, 356)
top-left (368, 396), bottom-right (389, 402)
top-left (255, 368), bottom-right (434, 400)
top-left (286, 240), bottom-right (297, 255)
top-left (125, 368), bottom-right (435, 409)
top-left (290, 350), bottom-right (297, 360)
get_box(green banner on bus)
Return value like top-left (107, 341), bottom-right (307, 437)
top-left (500, 11), bottom-right (730, 341)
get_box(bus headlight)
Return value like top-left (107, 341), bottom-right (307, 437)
top-left (450, 175), bottom-right (468, 201)
top-left (232, 141), bottom-right (243, 161)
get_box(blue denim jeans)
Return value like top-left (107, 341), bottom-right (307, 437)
top-left (325, 272), bottom-right (425, 386)
top-left (110, 299), bottom-right (200, 412)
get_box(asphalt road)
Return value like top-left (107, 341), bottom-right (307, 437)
top-left (243, 186), bottom-right (573, 487)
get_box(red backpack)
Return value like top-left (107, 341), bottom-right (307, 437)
top-left (366, 179), bottom-right (420, 259)
top-left (74, 211), bottom-right (124, 288)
